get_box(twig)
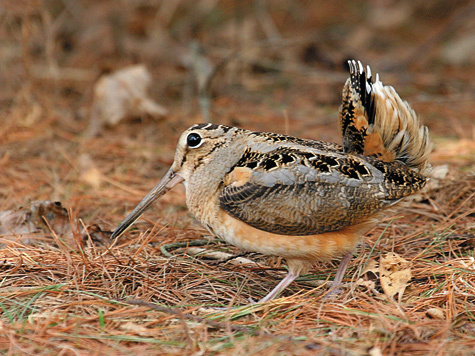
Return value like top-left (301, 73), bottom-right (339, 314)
top-left (125, 299), bottom-right (268, 336)
top-left (160, 239), bottom-right (221, 258)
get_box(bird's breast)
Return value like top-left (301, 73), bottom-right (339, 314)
top-left (186, 183), bottom-right (369, 261)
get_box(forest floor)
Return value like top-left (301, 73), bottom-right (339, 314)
top-left (1, 1), bottom-right (474, 355)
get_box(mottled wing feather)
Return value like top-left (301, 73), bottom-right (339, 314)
top-left (220, 180), bottom-right (382, 236)
top-left (219, 147), bottom-right (426, 236)
top-left (340, 60), bottom-right (431, 173)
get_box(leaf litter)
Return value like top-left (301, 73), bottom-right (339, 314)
top-left (1, 1), bottom-right (474, 355)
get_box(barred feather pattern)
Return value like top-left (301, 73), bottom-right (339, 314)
top-left (340, 60), bottom-right (431, 175)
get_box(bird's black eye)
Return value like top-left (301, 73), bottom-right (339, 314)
top-left (186, 133), bottom-right (202, 148)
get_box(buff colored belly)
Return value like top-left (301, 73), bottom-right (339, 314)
top-left (206, 209), bottom-right (364, 262)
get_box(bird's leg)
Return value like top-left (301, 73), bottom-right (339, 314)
top-left (325, 250), bottom-right (354, 297)
top-left (258, 270), bottom-right (299, 303)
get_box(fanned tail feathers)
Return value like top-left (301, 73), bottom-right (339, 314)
top-left (340, 60), bottom-right (431, 175)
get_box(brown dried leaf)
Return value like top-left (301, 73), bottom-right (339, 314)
top-left (120, 321), bottom-right (152, 336)
top-left (426, 307), bottom-right (445, 320)
top-left (379, 252), bottom-right (412, 301)
top-left (356, 259), bottom-right (379, 292)
top-left (0, 202), bottom-right (111, 249)
top-left (368, 346), bottom-right (384, 356)
top-left (79, 153), bottom-right (103, 188)
top-left (0, 201), bottom-right (70, 245)
top-left (88, 64), bottom-right (168, 136)
top-left (362, 259), bottom-right (379, 277)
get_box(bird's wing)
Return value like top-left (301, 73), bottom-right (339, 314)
top-left (219, 147), bottom-right (426, 236)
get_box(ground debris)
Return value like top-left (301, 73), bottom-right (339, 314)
top-left (0, 201), bottom-right (110, 248)
top-left (88, 64), bottom-right (168, 136)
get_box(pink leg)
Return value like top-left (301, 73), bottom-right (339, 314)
top-left (325, 251), bottom-right (353, 297)
top-left (258, 271), bottom-right (299, 303)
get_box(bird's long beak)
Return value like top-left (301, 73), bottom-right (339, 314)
top-left (111, 167), bottom-right (184, 239)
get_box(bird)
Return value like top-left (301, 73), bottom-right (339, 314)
top-left (111, 60), bottom-right (431, 303)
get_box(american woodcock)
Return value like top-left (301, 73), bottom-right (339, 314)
top-left (111, 60), bottom-right (431, 302)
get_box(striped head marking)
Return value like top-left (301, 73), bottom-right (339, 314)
top-left (171, 123), bottom-right (237, 181)
top-left (111, 123), bottom-right (237, 239)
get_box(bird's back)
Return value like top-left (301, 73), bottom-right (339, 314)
top-left (218, 61), bottom-right (431, 236)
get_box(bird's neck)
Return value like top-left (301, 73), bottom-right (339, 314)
top-left (184, 138), bottom-right (247, 224)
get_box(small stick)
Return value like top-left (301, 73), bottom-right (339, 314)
top-left (126, 299), bottom-right (268, 336)
top-left (160, 239), bottom-right (220, 258)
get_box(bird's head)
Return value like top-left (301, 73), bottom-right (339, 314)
top-left (111, 123), bottom-right (236, 239)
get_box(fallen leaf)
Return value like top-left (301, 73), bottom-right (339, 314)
top-left (362, 259), bottom-right (379, 277)
top-left (88, 64), bottom-right (168, 136)
top-left (379, 252), bottom-right (412, 301)
top-left (0, 201), bottom-right (69, 245)
top-left (120, 321), bottom-right (152, 336)
top-left (79, 153), bottom-right (102, 188)
top-left (368, 346), bottom-right (384, 356)
top-left (0, 201), bottom-right (111, 248)
top-left (426, 307), bottom-right (445, 320)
